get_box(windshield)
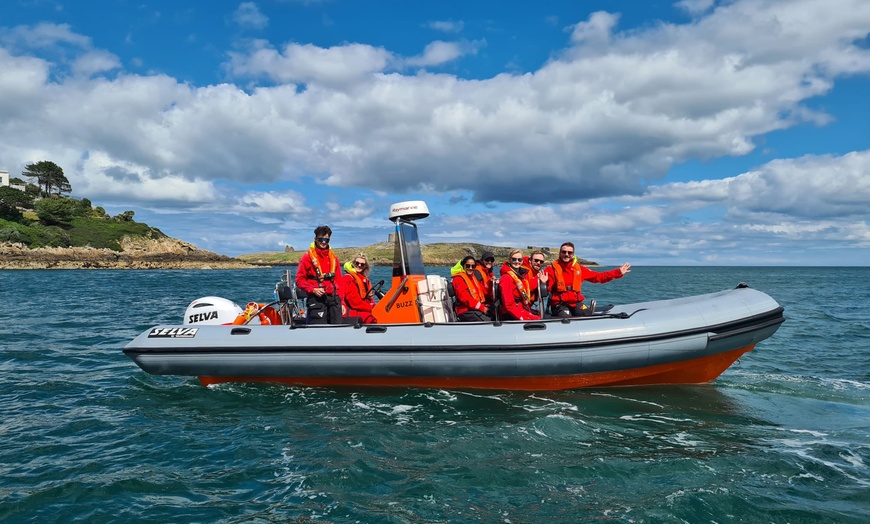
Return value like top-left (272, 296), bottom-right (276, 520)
top-left (392, 221), bottom-right (426, 276)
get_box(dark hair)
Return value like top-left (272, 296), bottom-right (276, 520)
top-left (314, 225), bottom-right (332, 237)
top-left (560, 241), bottom-right (575, 250)
top-left (461, 255), bottom-right (476, 266)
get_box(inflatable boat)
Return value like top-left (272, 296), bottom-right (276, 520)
top-left (124, 201), bottom-right (785, 390)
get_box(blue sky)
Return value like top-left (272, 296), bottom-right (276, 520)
top-left (1, 0), bottom-right (869, 265)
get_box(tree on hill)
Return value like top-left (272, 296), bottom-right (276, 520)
top-left (114, 210), bottom-right (135, 222)
top-left (23, 161), bottom-right (71, 197)
top-left (35, 197), bottom-right (78, 226)
top-left (0, 186), bottom-right (33, 221)
top-left (0, 186), bottom-right (34, 208)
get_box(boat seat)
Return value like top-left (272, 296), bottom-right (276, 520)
top-left (274, 282), bottom-right (308, 300)
top-left (491, 280), bottom-right (501, 322)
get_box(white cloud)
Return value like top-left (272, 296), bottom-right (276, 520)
top-left (1, 22), bottom-right (91, 50)
top-left (235, 190), bottom-right (309, 214)
top-left (728, 152), bottom-right (870, 218)
top-left (77, 151), bottom-right (219, 204)
top-left (569, 11), bottom-right (619, 45)
top-left (404, 41), bottom-right (463, 67)
top-left (644, 151), bottom-right (870, 219)
top-left (427, 20), bottom-right (465, 34)
top-left (324, 199), bottom-right (375, 222)
top-left (233, 2), bottom-right (269, 30)
top-left (227, 40), bottom-right (393, 86)
top-left (71, 50), bottom-right (121, 77)
top-left (0, 48), bottom-right (50, 102)
top-left (675, 0), bottom-right (715, 16)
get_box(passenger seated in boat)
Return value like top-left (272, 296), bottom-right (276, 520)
top-left (475, 251), bottom-right (498, 306)
top-left (342, 253), bottom-right (377, 324)
top-left (498, 249), bottom-right (544, 321)
top-left (295, 225), bottom-right (346, 324)
top-left (452, 256), bottom-right (492, 322)
top-left (545, 242), bottom-right (630, 317)
top-left (522, 250), bottom-right (549, 316)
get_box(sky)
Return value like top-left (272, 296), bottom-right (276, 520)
top-left (1, 0), bottom-right (869, 266)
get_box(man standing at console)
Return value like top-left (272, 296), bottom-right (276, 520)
top-left (296, 225), bottom-right (346, 324)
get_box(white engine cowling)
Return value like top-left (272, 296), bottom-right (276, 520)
top-left (183, 296), bottom-right (243, 325)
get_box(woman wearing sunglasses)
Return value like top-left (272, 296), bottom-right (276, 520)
top-left (342, 252), bottom-right (377, 324)
top-left (452, 255), bottom-right (492, 322)
top-left (498, 249), bottom-right (541, 321)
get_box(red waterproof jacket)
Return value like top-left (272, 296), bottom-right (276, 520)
top-left (544, 259), bottom-right (622, 307)
top-left (473, 263), bottom-right (495, 304)
top-left (498, 263), bottom-right (539, 321)
top-left (343, 271), bottom-right (375, 323)
top-left (520, 256), bottom-right (546, 303)
top-left (295, 245), bottom-right (344, 300)
top-left (453, 272), bottom-right (489, 316)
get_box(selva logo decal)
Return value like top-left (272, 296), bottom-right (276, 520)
top-left (188, 311), bottom-right (218, 324)
top-left (148, 327), bottom-right (199, 338)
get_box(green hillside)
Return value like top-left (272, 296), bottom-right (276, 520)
top-left (0, 190), bottom-right (166, 250)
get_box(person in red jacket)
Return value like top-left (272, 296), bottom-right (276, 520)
top-left (473, 251), bottom-right (497, 307)
top-left (544, 242), bottom-right (630, 317)
top-left (521, 250), bottom-right (549, 315)
top-left (343, 252), bottom-right (377, 324)
top-left (452, 255), bottom-right (491, 322)
top-left (295, 225), bottom-right (346, 324)
top-left (499, 249), bottom-right (541, 320)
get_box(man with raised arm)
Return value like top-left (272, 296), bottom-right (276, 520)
top-left (544, 242), bottom-right (630, 317)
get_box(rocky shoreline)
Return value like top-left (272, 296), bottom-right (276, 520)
top-left (0, 238), bottom-right (259, 270)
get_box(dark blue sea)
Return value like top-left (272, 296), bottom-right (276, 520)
top-left (1, 267), bottom-right (868, 523)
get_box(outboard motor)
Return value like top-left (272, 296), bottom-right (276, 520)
top-left (183, 296), bottom-right (243, 325)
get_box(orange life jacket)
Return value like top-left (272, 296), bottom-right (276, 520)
top-left (520, 256), bottom-right (543, 301)
top-left (473, 265), bottom-right (492, 295)
top-left (551, 259), bottom-right (583, 293)
top-left (456, 271), bottom-right (487, 303)
top-left (503, 269), bottom-right (531, 306)
top-left (347, 271), bottom-right (372, 302)
top-left (307, 245), bottom-right (339, 282)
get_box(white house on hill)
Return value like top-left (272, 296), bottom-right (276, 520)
top-left (0, 169), bottom-right (27, 191)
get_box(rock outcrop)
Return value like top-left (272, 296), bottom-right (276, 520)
top-left (0, 238), bottom-right (259, 270)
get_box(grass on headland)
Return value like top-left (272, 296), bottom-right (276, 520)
top-left (0, 216), bottom-right (165, 250)
top-left (238, 242), bottom-right (596, 266)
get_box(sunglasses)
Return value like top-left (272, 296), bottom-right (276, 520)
top-left (561, 250), bottom-right (574, 255)
top-left (464, 264), bottom-right (476, 269)
top-left (510, 257), bottom-right (523, 262)
top-left (531, 259), bottom-right (544, 264)
top-left (353, 261), bottom-right (366, 267)
top-left (484, 258), bottom-right (495, 262)
top-left (316, 237), bottom-right (330, 243)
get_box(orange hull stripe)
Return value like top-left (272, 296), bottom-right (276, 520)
top-left (199, 344), bottom-right (755, 391)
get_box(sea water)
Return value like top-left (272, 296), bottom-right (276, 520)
top-left (1, 267), bottom-right (868, 523)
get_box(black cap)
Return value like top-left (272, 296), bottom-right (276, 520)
top-left (481, 251), bottom-right (495, 262)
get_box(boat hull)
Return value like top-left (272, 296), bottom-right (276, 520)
top-left (197, 344), bottom-right (756, 390)
top-left (124, 286), bottom-right (785, 390)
